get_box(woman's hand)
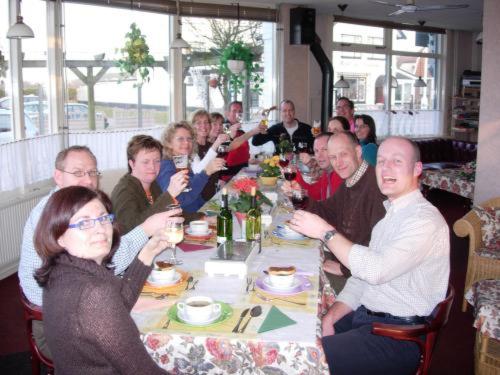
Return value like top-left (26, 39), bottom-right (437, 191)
top-left (212, 134), bottom-right (230, 149)
top-left (137, 230), bottom-right (170, 266)
top-left (167, 170), bottom-right (188, 198)
top-left (205, 158), bottom-right (225, 176)
top-left (230, 123), bottom-right (240, 139)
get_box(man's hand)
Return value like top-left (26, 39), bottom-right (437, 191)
top-left (323, 260), bottom-right (343, 276)
top-left (230, 123), bottom-right (241, 138)
top-left (288, 210), bottom-right (334, 240)
top-left (281, 180), bottom-right (300, 196)
top-left (141, 210), bottom-right (184, 237)
top-left (212, 134), bottom-right (230, 149)
top-left (321, 302), bottom-right (353, 337)
top-left (167, 170), bottom-right (188, 198)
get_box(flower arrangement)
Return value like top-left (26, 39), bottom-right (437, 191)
top-left (459, 161), bottom-right (476, 181)
top-left (229, 177), bottom-right (272, 212)
top-left (277, 135), bottom-right (293, 154)
top-left (116, 23), bottom-right (155, 87)
top-left (259, 156), bottom-right (281, 178)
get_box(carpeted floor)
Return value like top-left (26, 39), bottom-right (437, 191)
top-left (0, 189), bottom-right (476, 374)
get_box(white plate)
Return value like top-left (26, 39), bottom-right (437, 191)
top-left (147, 271), bottom-right (182, 287)
top-left (273, 228), bottom-right (306, 240)
top-left (186, 228), bottom-right (212, 237)
top-left (177, 307), bottom-right (221, 326)
top-left (263, 275), bottom-right (302, 291)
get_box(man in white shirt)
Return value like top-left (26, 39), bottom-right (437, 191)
top-left (290, 136), bottom-right (450, 374)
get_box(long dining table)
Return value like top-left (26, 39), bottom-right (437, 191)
top-left (131, 171), bottom-right (334, 374)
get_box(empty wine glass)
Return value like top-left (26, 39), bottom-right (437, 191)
top-left (165, 221), bottom-right (184, 265)
top-left (172, 154), bottom-right (191, 192)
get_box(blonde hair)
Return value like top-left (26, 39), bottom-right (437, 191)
top-left (191, 109), bottom-right (211, 127)
top-left (161, 121), bottom-right (197, 160)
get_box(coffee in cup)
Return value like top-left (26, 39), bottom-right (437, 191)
top-left (268, 266), bottom-right (296, 288)
top-left (189, 220), bottom-right (209, 235)
top-left (177, 296), bottom-right (221, 323)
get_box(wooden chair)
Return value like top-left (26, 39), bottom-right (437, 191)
top-left (372, 285), bottom-right (455, 375)
top-left (19, 289), bottom-right (54, 375)
top-left (453, 197), bottom-right (500, 311)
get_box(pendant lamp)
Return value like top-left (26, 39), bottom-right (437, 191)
top-left (414, 76), bottom-right (427, 88)
top-left (171, 0), bottom-right (191, 52)
top-left (7, 1), bottom-right (34, 39)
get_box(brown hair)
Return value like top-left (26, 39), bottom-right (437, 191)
top-left (328, 116), bottom-right (350, 131)
top-left (34, 186), bottom-right (120, 286)
top-left (126, 135), bottom-right (162, 173)
top-left (55, 145), bottom-right (97, 170)
top-left (354, 114), bottom-right (377, 144)
top-left (160, 121), bottom-right (197, 159)
top-left (210, 112), bottom-right (224, 124)
top-left (280, 99), bottom-right (295, 111)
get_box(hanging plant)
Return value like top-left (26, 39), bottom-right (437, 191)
top-left (116, 23), bottom-right (155, 87)
top-left (218, 41), bottom-right (264, 95)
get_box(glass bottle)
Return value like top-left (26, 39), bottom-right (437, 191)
top-left (246, 187), bottom-right (261, 242)
top-left (217, 188), bottom-right (233, 247)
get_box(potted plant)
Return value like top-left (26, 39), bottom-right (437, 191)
top-left (229, 177), bottom-right (272, 223)
top-left (116, 23), bottom-right (155, 87)
top-left (218, 41), bottom-right (264, 95)
top-left (259, 155), bottom-right (281, 186)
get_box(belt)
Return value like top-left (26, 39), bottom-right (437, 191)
top-left (365, 308), bottom-right (427, 324)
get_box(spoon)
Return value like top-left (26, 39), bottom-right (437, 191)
top-left (232, 308), bottom-right (250, 333)
top-left (239, 305), bottom-right (262, 333)
top-left (185, 276), bottom-right (193, 290)
top-left (189, 280), bottom-right (199, 290)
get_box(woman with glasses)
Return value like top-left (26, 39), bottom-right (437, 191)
top-left (111, 135), bottom-right (198, 234)
top-left (34, 186), bottom-right (172, 374)
top-left (157, 121), bottom-right (225, 213)
top-left (354, 114), bottom-right (378, 166)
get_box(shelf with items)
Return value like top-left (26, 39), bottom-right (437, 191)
top-left (451, 96), bottom-right (479, 142)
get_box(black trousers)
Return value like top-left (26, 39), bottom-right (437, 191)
top-left (322, 306), bottom-right (420, 375)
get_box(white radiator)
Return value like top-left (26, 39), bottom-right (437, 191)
top-left (0, 181), bottom-right (53, 280)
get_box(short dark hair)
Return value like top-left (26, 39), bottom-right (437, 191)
top-left (54, 146), bottom-right (97, 170)
top-left (228, 101), bottom-right (243, 111)
top-left (34, 186), bottom-right (120, 286)
top-left (336, 96), bottom-right (354, 110)
top-left (354, 114), bottom-right (377, 144)
top-left (328, 116), bottom-right (350, 131)
top-left (126, 135), bottom-right (163, 173)
top-left (315, 132), bottom-right (333, 143)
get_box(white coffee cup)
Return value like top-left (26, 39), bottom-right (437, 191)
top-left (177, 296), bottom-right (221, 323)
top-left (150, 263), bottom-right (176, 283)
top-left (268, 266), bottom-right (296, 289)
top-left (189, 220), bottom-right (209, 235)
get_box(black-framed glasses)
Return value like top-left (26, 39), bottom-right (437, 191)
top-left (57, 169), bottom-right (101, 178)
top-left (68, 214), bottom-right (114, 230)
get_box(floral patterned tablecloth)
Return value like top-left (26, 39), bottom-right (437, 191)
top-left (421, 168), bottom-right (474, 199)
top-left (465, 279), bottom-right (500, 340)
top-left (132, 188), bottom-right (334, 374)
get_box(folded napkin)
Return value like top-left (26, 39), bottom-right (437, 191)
top-left (258, 306), bottom-right (296, 333)
top-left (178, 243), bottom-right (214, 252)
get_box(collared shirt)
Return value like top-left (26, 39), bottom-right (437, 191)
top-left (345, 160), bottom-right (369, 188)
top-left (18, 188), bottom-right (149, 306)
top-left (336, 189), bottom-right (450, 317)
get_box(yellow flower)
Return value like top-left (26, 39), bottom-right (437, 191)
top-left (272, 155), bottom-right (280, 163)
top-left (269, 162), bottom-right (275, 167)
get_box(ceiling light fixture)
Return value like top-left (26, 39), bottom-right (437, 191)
top-left (6, 1), bottom-right (34, 39)
top-left (334, 4), bottom-right (350, 89)
top-left (171, 0), bottom-right (191, 52)
top-left (414, 76), bottom-right (427, 88)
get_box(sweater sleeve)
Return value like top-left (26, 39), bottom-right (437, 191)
top-left (78, 283), bottom-right (167, 374)
top-left (192, 148), bottom-right (217, 174)
top-left (120, 257), bottom-right (152, 310)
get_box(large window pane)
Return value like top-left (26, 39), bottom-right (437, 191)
top-left (333, 23), bottom-right (384, 46)
top-left (0, 2), bottom-right (13, 144)
top-left (182, 18), bottom-right (275, 119)
top-left (392, 29), bottom-right (438, 54)
top-left (64, 3), bottom-right (170, 130)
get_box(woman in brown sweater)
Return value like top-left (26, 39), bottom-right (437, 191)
top-left (34, 186), bottom-right (172, 374)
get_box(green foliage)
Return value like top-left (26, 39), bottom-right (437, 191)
top-left (229, 191), bottom-right (271, 212)
top-left (259, 155), bottom-right (281, 177)
top-left (218, 41), bottom-right (264, 95)
top-left (116, 23), bottom-right (155, 87)
top-left (277, 138), bottom-right (293, 154)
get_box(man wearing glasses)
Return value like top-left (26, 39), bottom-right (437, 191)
top-left (336, 97), bottom-right (356, 133)
top-left (19, 145), bottom-right (180, 359)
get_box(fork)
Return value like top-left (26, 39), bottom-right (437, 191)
top-left (189, 280), bottom-right (199, 290)
top-left (246, 277), bottom-right (252, 293)
top-left (255, 292), bottom-right (306, 306)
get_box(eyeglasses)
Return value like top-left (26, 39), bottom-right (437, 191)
top-left (355, 124), bottom-right (368, 130)
top-left (57, 169), bottom-right (101, 178)
top-left (174, 136), bottom-right (193, 143)
top-left (68, 214), bottom-right (114, 230)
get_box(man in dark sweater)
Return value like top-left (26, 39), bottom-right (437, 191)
top-left (252, 99), bottom-right (314, 152)
top-left (295, 131), bottom-right (386, 292)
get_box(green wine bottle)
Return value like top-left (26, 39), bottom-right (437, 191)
top-left (217, 188), bottom-right (233, 247)
top-left (246, 187), bottom-right (261, 242)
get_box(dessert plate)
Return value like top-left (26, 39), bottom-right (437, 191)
top-left (255, 275), bottom-right (312, 296)
top-left (146, 271), bottom-right (182, 287)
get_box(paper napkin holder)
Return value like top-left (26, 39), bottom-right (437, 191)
top-left (204, 240), bottom-right (258, 279)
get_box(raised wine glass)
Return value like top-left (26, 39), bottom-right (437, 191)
top-left (172, 154), bottom-right (191, 192)
top-left (216, 144), bottom-right (229, 170)
top-left (165, 221), bottom-right (184, 265)
top-left (291, 189), bottom-right (309, 210)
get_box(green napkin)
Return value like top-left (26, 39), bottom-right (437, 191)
top-left (258, 306), bottom-right (296, 333)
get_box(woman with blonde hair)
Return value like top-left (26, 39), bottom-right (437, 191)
top-left (157, 121), bottom-right (225, 213)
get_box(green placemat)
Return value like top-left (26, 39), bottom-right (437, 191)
top-left (258, 305), bottom-right (296, 333)
top-left (168, 301), bottom-right (232, 328)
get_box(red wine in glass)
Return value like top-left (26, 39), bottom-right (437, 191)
top-left (279, 158), bottom-right (289, 168)
top-left (217, 150), bottom-right (228, 158)
top-left (291, 195), bottom-right (308, 209)
top-left (284, 171), bottom-right (297, 181)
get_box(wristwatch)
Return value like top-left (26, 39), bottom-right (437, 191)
top-left (322, 229), bottom-right (337, 243)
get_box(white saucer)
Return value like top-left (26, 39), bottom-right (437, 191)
top-left (177, 308), bottom-right (221, 326)
top-left (273, 228), bottom-right (305, 240)
top-left (186, 228), bottom-right (212, 237)
top-left (263, 275), bottom-right (301, 291)
top-left (147, 271), bottom-right (182, 287)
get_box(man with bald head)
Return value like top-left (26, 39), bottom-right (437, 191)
top-left (290, 136), bottom-right (450, 374)
top-left (302, 131), bottom-right (386, 291)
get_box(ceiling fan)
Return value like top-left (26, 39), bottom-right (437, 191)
top-left (371, 0), bottom-right (469, 17)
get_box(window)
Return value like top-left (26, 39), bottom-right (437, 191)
top-left (63, 3), bottom-right (171, 130)
top-left (332, 22), bottom-right (443, 137)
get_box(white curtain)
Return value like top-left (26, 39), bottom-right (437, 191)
top-left (0, 126), bottom-right (165, 192)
